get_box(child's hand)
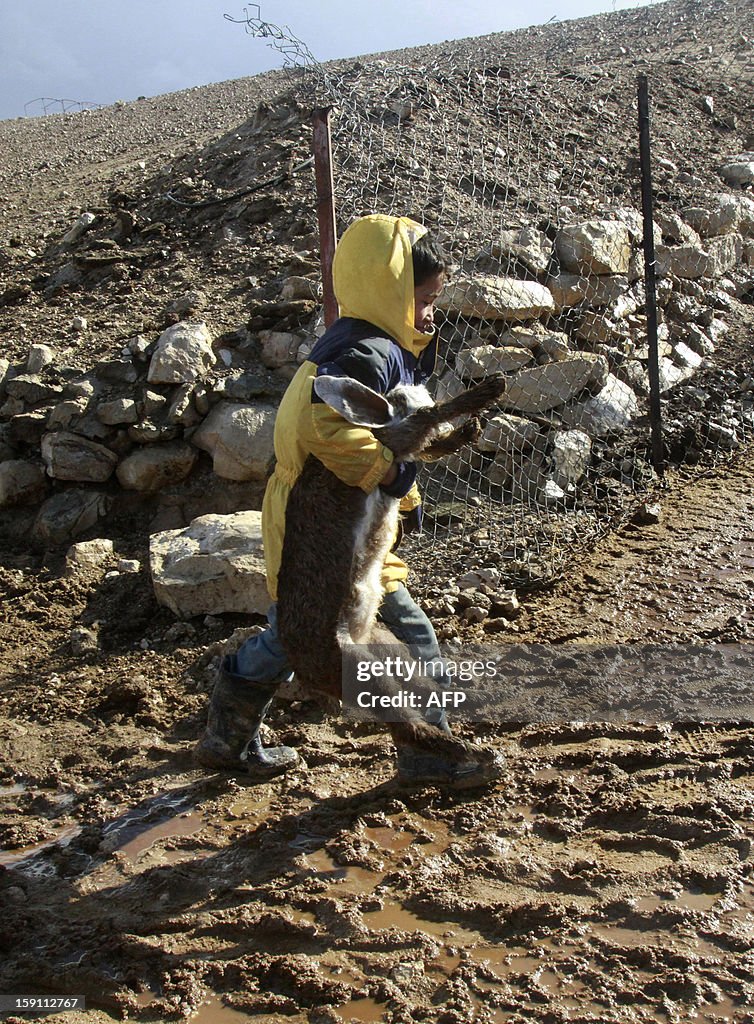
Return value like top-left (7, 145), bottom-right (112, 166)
top-left (380, 461), bottom-right (417, 498)
top-left (381, 462), bottom-right (399, 487)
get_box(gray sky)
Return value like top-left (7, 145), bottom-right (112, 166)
top-left (0, 0), bottom-right (656, 121)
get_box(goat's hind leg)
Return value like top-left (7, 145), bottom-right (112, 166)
top-left (349, 637), bottom-right (502, 791)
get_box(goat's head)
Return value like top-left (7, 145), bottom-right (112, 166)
top-left (313, 376), bottom-right (434, 430)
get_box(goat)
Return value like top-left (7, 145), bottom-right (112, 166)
top-left (276, 372), bottom-right (507, 784)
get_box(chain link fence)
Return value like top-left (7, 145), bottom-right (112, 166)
top-left (236, 0), bottom-right (754, 588)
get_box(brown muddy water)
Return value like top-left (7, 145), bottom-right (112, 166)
top-left (2, 453), bottom-right (754, 1023)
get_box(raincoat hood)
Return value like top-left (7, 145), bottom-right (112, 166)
top-left (332, 214), bottom-right (433, 357)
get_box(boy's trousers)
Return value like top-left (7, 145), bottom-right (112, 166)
top-left (230, 583), bottom-right (450, 728)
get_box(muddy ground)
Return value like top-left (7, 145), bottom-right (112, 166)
top-left (2, 445), bottom-right (754, 1024)
top-left (2, 1), bottom-right (754, 1017)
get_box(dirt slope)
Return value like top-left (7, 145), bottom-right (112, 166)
top-left (2, 1), bottom-right (754, 1021)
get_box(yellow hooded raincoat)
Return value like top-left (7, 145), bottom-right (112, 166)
top-left (261, 214), bottom-right (437, 601)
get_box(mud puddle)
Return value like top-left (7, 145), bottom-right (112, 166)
top-left (99, 791), bottom-right (205, 863)
top-left (0, 823), bottom-right (83, 869)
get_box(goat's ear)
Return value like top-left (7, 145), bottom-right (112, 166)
top-left (313, 375), bottom-right (395, 428)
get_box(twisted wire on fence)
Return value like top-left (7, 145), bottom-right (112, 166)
top-left (235, 0), bottom-right (754, 588)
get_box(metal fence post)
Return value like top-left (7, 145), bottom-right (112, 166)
top-left (312, 107), bottom-right (338, 328)
top-left (637, 74), bottom-right (665, 477)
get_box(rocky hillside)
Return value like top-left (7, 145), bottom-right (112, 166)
top-left (0, 0), bottom-right (753, 601)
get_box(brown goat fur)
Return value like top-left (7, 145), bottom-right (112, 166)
top-left (276, 373), bottom-right (506, 761)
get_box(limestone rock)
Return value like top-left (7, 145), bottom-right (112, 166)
top-left (434, 372), bottom-right (466, 403)
top-left (5, 375), bottom-right (64, 405)
top-left (478, 412), bottom-right (541, 452)
top-left (455, 345), bottom-right (533, 379)
top-left (560, 374), bottom-right (639, 434)
top-left (682, 196), bottom-right (741, 237)
top-left (33, 489), bottom-right (110, 547)
top-left (281, 276), bottom-right (321, 301)
top-left (26, 345), bottom-right (55, 374)
top-left (489, 453), bottom-right (548, 500)
top-left (658, 212), bottom-right (702, 246)
top-left (704, 233), bottom-right (743, 277)
top-left (166, 384), bottom-right (201, 426)
top-left (484, 421), bottom-right (547, 488)
top-left (41, 431), bottom-right (118, 482)
top-left (437, 275), bottom-right (555, 321)
top-left (720, 155), bottom-right (754, 187)
top-left (95, 357), bottom-right (138, 385)
top-left (602, 206), bottom-right (648, 242)
top-left (192, 402), bottom-right (276, 481)
top-left (125, 334), bottom-right (153, 362)
top-left (616, 360), bottom-right (650, 396)
top-left (491, 227), bottom-right (551, 274)
top-left (575, 312), bottom-right (620, 346)
top-left (63, 376), bottom-right (97, 401)
top-left (659, 357), bottom-right (696, 392)
top-left (580, 275), bottom-right (630, 309)
top-left (143, 390), bottom-right (168, 417)
top-left (8, 411), bottom-right (49, 444)
top-left (70, 625), bottom-right (99, 654)
top-left (97, 397), bottom-right (138, 425)
top-left (555, 221), bottom-right (631, 275)
top-left (547, 273), bottom-right (586, 311)
top-left (672, 341), bottom-right (704, 370)
top-left (549, 430), bottom-right (592, 488)
top-left (149, 510), bottom-right (269, 618)
top-left (654, 235), bottom-right (742, 280)
top-left (684, 324), bottom-right (716, 357)
top-left (65, 539), bottom-right (115, 576)
top-left (0, 460), bottom-right (48, 507)
top-left (259, 331), bottom-right (302, 369)
top-left (501, 355), bottom-right (609, 415)
top-left (147, 321), bottom-right (216, 384)
top-left (0, 424), bottom-right (16, 461)
top-left (166, 290), bottom-right (209, 316)
top-left (497, 325), bottom-right (548, 351)
top-left (535, 332), bottom-right (572, 362)
top-left (62, 212), bottom-right (96, 245)
top-left (48, 398), bottom-right (89, 429)
top-left (128, 421), bottom-right (179, 444)
top-left (116, 441), bottom-right (197, 492)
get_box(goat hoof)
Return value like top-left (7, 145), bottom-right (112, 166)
top-left (396, 746), bottom-right (503, 790)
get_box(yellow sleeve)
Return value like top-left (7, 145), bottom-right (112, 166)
top-left (310, 402), bottom-right (394, 494)
top-left (399, 481), bottom-right (422, 513)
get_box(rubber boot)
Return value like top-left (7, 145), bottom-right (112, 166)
top-left (396, 736), bottom-right (502, 790)
top-left (194, 657), bottom-right (299, 778)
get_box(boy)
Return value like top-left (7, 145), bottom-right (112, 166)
top-left (195, 214), bottom-right (491, 786)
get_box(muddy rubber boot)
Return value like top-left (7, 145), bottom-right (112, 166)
top-left (396, 739), bottom-right (502, 790)
top-left (194, 657), bottom-right (299, 778)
